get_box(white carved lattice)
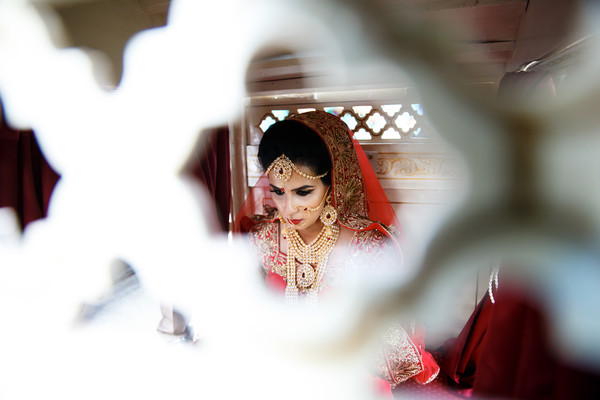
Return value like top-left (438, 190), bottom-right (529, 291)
top-left (252, 101), bottom-right (431, 143)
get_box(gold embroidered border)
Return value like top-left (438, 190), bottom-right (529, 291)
top-left (377, 155), bottom-right (460, 178)
top-left (375, 323), bottom-right (424, 388)
top-left (289, 112), bottom-right (368, 225)
top-left (250, 221), bottom-right (285, 277)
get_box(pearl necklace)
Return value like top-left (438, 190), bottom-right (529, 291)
top-left (280, 216), bottom-right (340, 304)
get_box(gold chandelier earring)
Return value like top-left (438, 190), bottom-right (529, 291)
top-left (320, 193), bottom-right (338, 233)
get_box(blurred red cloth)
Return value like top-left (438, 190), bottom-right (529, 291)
top-left (0, 118), bottom-right (231, 232)
top-left (0, 119), bottom-right (59, 229)
top-left (184, 126), bottom-right (231, 232)
top-left (443, 285), bottom-right (600, 399)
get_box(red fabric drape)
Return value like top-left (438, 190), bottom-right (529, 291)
top-left (1, 116), bottom-right (231, 233)
top-left (443, 285), bottom-right (600, 399)
top-left (0, 117), bottom-right (60, 230)
top-left (184, 126), bottom-right (231, 232)
top-left (353, 138), bottom-right (401, 231)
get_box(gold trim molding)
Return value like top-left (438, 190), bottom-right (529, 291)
top-left (376, 155), bottom-right (461, 179)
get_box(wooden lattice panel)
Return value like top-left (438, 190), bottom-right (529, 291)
top-left (249, 101), bottom-right (437, 144)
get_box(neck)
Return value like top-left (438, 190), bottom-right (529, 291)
top-left (297, 220), bottom-right (325, 244)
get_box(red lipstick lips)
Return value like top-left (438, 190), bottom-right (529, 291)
top-left (289, 219), bottom-right (302, 225)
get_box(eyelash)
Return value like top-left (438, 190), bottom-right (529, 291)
top-left (269, 189), bottom-right (313, 197)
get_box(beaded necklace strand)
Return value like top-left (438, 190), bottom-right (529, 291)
top-left (280, 215), bottom-right (340, 304)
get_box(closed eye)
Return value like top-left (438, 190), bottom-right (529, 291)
top-left (295, 190), bottom-right (313, 196)
top-left (269, 188), bottom-right (284, 196)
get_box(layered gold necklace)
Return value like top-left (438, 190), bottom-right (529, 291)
top-left (280, 215), bottom-right (340, 304)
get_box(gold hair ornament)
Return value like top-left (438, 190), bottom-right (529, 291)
top-left (266, 154), bottom-right (327, 188)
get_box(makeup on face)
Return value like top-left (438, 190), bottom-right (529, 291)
top-left (268, 171), bottom-right (328, 232)
top-left (269, 184), bottom-right (315, 197)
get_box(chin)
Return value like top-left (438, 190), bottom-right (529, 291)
top-left (298, 222), bottom-right (318, 230)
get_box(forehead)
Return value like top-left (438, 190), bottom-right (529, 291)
top-left (268, 165), bottom-right (325, 189)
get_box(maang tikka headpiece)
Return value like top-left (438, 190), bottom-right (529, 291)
top-left (266, 154), bottom-right (327, 188)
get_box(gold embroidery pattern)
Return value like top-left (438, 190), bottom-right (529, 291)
top-left (343, 214), bottom-right (376, 231)
top-left (250, 221), bottom-right (286, 277)
top-left (347, 224), bottom-right (401, 276)
top-left (375, 323), bottom-right (424, 389)
top-left (341, 213), bottom-right (394, 235)
top-left (349, 228), bottom-right (390, 257)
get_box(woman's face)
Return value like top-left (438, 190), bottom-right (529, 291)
top-left (268, 164), bottom-right (329, 232)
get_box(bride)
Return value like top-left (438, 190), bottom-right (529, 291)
top-left (236, 110), bottom-right (439, 388)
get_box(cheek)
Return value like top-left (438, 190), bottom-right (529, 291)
top-left (304, 193), bottom-right (325, 213)
top-left (299, 193), bottom-right (319, 208)
top-left (271, 196), bottom-right (284, 210)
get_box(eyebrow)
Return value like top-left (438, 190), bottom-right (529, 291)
top-left (270, 184), bottom-right (314, 192)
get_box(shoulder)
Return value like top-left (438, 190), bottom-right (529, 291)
top-left (344, 215), bottom-right (403, 268)
top-left (343, 214), bottom-right (399, 247)
top-left (236, 206), bottom-right (277, 233)
top-left (350, 228), bottom-right (395, 256)
top-left (343, 214), bottom-right (398, 237)
top-left (352, 228), bottom-right (389, 244)
top-left (247, 219), bottom-right (282, 274)
top-left (249, 218), bottom-right (278, 244)
top-left (342, 214), bottom-right (377, 231)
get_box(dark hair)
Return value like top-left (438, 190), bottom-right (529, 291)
top-left (258, 119), bottom-right (332, 186)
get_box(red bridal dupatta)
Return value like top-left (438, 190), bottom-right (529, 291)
top-left (234, 111), bottom-right (439, 386)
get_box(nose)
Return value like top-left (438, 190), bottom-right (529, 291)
top-left (281, 194), bottom-right (297, 217)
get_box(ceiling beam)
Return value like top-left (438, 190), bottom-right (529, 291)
top-left (138, 0), bottom-right (170, 16)
top-left (384, 0), bottom-right (527, 13)
top-left (506, 0), bottom-right (579, 72)
top-left (452, 41), bottom-right (516, 63)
